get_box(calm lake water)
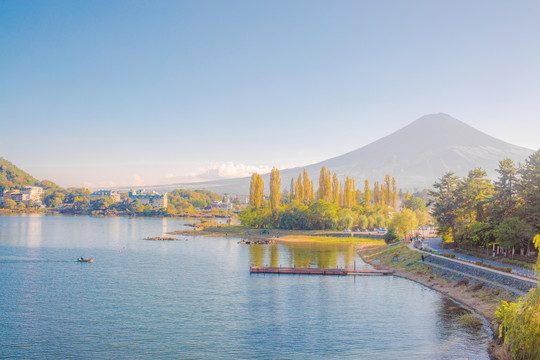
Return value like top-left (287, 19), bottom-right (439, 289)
top-left (0, 215), bottom-right (491, 359)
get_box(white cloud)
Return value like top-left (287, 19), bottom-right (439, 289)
top-left (161, 162), bottom-right (273, 183)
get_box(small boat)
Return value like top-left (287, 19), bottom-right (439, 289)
top-left (77, 257), bottom-right (94, 263)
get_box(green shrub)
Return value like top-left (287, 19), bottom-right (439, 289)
top-left (458, 313), bottom-right (483, 328)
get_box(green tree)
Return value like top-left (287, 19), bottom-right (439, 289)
top-left (495, 235), bottom-right (540, 360)
top-left (495, 216), bottom-right (532, 256)
top-left (390, 208), bottom-right (418, 240)
top-left (517, 149), bottom-right (540, 233)
top-left (404, 195), bottom-right (426, 211)
top-left (3, 199), bottom-right (16, 209)
top-left (337, 208), bottom-right (355, 230)
top-left (309, 201), bottom-right (337, 230)
top-left (384, 227), bottom-right (400, 244)
top-left (357, 214), bottom-right (368, 229)
top-left (456, 168), bottom-right (493, 224)
top-left (492, 158), bottom-right (518, 222)
top-left (280, 203), bottom-right (311, 230)
top-left (428, 172), bottom-right (460, 240)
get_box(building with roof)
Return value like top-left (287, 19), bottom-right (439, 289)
top-left (128, 190), bottom-right (167, 209)
top-left (90, 190), bottom-right (121, 203)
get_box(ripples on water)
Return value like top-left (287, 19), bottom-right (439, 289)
top-left (0, 216), bottom-right (490, 359)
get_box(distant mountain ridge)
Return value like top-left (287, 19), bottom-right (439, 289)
top-left (150, 113), bottom-right (534, 194)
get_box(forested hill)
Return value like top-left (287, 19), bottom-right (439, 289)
top-left (0, 157), bottom-right (57, 190)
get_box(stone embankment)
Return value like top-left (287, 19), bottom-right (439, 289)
top-left (424, 255), bottom-right (536, 297)
top-left (411, 242), bottom-right (537, 296)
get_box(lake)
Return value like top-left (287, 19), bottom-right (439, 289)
top-left (0, 215), bottom-right (491, 359)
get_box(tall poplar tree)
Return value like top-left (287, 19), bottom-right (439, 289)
top-left (384, 174), bottom-right (391, 206)
top-left (269, 167), bottom-right (281, 212)
top-left (302, 169), bottom-right (313, 204)
top-left (295, 174), bottom-right (303, 203)
top-left (332, 173), bottom-right (340, 207)
top-left (290, 178), bottom-right (295, 203)
top-left (249, 173), bottom-right (264, 210)
top-left (364, 180), bottom-right (371, 208)
top-left (318, 166), bottom-right (332, 202)
top-left (339, 182), bottom-right (344, 207)
top-left (373, 181), bottom-right (380, 205)
top-left (391, 177), bottom-right (398, 209)
top-left (344, 176), bottom-right (354, 208)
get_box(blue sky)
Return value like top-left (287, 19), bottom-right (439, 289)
top-left (1, 1), bottom-right (539, 188)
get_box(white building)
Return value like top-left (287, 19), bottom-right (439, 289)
top-left (3, 186), bottom-right (44, 205)
top-left (128, 190), bottom-right (168, 209)
top-left (211, 201), bottom-right (233, 211)
top-left (90, 190), bottom-right (121, 203)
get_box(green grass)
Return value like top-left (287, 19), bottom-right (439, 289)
top-left (279, 235), bottom-right (384, 244)
top-left (457, 313), bottom-right (484, 328)
top-left (361, 242), bottom-right (423, 268)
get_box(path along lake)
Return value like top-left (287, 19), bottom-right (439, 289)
top-left (0, 216), bottom-right (491, 359)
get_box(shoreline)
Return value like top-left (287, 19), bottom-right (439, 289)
top-left (356, 243), bottom-right (511, 360)
top-left (165, 224), bottom-right (514, 359)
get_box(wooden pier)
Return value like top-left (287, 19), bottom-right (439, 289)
top-left (250, 266), bottom-right (393, 276)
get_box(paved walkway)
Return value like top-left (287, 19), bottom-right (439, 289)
top-left (422, 237), bottom-right (538, 280)
top-left (425, 261), bottom-right (528, 296)
top-left (408, 241), bottom-right (538, 286)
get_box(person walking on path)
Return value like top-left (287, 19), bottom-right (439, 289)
top-left (421, 253), bottom-right (424, 262)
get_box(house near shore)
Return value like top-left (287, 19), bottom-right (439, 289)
top-left (128, 189), bottom-right (168, 209)
top-left (90, 190), bottom-right (121, 203)
top-left (2, 186), bottom-right (44, 206)
top-left (210, 200), bottom-right (233, 211)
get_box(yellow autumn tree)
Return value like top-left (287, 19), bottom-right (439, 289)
top-left (302, 169), bottom-right (313, 204)
top-left (249, 173), bottom-right (264, 210)
top-left (364, 179), bottom-right (371, 208)
top-left (318, 166), bottom-right (332, 202)
top-left (373, 181), bottom-right (380, 205)
top-left (269, 167), bottom-right (281, 212)
top-left (391, 177), bottom-right (398, 209)
top-left (295, 174), bottom-right (303, 203)
top-left (332, 173), bottom-right (340, 207)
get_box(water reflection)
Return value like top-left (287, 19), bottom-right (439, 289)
top-left (249, 241), bottom-right (364, 269)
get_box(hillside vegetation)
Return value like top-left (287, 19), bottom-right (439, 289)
top-left (0, 157), bottom-right (49, 190)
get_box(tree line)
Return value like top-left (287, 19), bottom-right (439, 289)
top-left (242, 166), bottom-right (429, 233)
top-left (428, 149), bottom-right (540, 257)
